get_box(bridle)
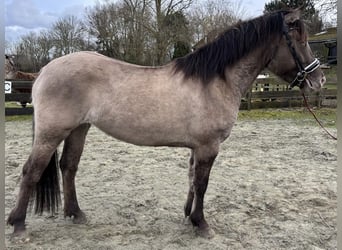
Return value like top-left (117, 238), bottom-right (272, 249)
top-left (282, 18), bottom-right (321, 89)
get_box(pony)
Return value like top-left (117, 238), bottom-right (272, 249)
top-left (5, 55), bottom-right (38, 81)
top-left (5, 54), bottom-right (17, 80)
top-left (7, 9), bottom-right (325, 238)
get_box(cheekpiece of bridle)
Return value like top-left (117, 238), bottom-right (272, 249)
top-left (281, 14), bottom-right (320, 89)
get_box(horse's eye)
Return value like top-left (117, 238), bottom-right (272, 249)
top-left (288, 20), bottom-right (301, 31)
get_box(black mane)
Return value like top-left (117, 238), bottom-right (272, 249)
top-left (174, 11), bottom-right (288, 83)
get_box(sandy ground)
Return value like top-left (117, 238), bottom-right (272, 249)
top-left (5, 117), bottom-right (337, 249)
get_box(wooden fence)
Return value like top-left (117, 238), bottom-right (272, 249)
top-left (5, 79), bottom-right (337, 116)
top-left (5, 80), bottom-right (33, 116)
top-left (241, 77), bottom-right (337, 110)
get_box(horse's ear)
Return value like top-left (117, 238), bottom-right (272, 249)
top-left (284, 9), bottom-right (301, 24)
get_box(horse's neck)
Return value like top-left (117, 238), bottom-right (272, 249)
top-left (226, 39), bottom-right (279, 96)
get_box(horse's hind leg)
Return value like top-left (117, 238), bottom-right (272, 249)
top-left (60, 123), bottom-right (90, 224)
top-left (7, 136), bottom-right (64, 235)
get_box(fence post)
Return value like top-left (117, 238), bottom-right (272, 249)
top-left (317, 90), bottom-right (322, 109)
top-left (246, 88), bottom-right (252, 110)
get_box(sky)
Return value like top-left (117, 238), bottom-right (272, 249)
top-left (5, 0), bottom-right (270, 44)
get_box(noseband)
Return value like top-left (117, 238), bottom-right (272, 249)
top-left (282, 21), bottom-right (320, 89)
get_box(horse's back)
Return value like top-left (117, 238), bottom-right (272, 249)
top-left (33, 51), bottom-right (164, 97)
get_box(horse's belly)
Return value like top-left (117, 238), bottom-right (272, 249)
top-left (92, 117), bottom-right (190, 147)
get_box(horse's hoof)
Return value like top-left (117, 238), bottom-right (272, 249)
top-left (11, 223), bottom-right (26, 235)
top-left (195, 226), bottom-right (215, 239)
top-left (72, 211), bottom-right (87, 224)
top-left (10, 228), bottom-right (31, 243)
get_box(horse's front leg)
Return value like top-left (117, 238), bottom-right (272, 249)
top-left (188, 144), bottom-right (218, 237)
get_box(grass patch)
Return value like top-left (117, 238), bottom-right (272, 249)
top-left (5, 115), bottom-right (32, 122)
top-left (238, 108), bottom-right (336, 127)
top-left (5, 102), bottom-right (33, 108)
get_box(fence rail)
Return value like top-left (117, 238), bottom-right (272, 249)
top-left (5, 80), bottom-right (337, 116)
top-left (241, 88), bottom-right (337, 110)
top-left (5, 93), bottom-right (31, 102)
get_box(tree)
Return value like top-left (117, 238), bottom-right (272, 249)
top-left (87, 0), bottom-right (193, 65)
top-left (172, 40), bottom-right (191, 59)
top-left (154, 10), bottom-right (192, 62)
top-left (121, 0), bottom-right (151, 64)
top-left (15, 31), bottom-right (52, 72)
top-left (264, 0), bottom-right (323, 34)
top-left (264, 0), bottom-right (316, 18)
top-left (10, 0), bottom-right (247, 69)
top-left (36, 30), bottom-right (53, 66)
top-left (313, 0), bottom-right (336, 26)
top-left (87, 2), bottom-right (126, 59)
top-left (51, 15), bottom-right (88, 57)
top-left (12, 14), bottom-right (92, 71)
top-left (168, 11), bottom-right (192, 59)
top-left (150, 0), bottom-right (193, 64)
top-left (87, 1), bottom-right (152, 64)
top-left (189, 0), bottom-right (243, 49)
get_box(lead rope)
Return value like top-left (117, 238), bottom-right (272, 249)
top-left (302, 93), bottom-right (337, 140)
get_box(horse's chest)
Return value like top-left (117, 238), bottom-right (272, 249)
top-left (192, 103), bottom-right (238, 143)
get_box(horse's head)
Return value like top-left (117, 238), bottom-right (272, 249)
top-left (5, 54), bottom-right (17, 79)
top-left (267, 9), bottom-right (326, 91)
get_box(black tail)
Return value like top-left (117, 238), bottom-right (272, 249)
top-left (34, 151), bottom-right (61, 215)
top-left (30, 112), bottom-right (61, 215)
